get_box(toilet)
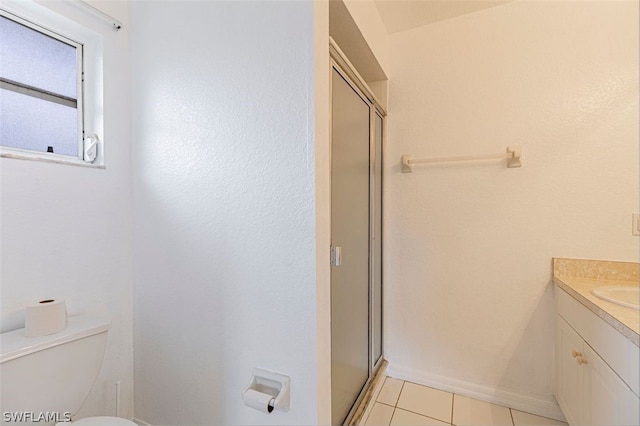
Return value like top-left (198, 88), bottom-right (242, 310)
top-left (0, 316), bottom-right (136, 426)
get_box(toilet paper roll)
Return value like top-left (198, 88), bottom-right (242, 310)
top-left (25, 299), bottom-right (67, 337)
top-left (243, 389), bottom-right (275, 413)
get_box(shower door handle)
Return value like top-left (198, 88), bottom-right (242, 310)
top-left (331, 246), bottom-right (342, 267)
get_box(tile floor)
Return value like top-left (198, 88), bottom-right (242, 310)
top-left (364, 377), bottom-right (568, 426)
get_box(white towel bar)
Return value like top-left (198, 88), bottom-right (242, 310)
top-left (401, 145), bottom-right (522, 173)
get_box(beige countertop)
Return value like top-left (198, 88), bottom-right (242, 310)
top-left (553, 258), bottom-right (639, 347)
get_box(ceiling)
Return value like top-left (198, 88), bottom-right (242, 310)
top-left (373, 0), bottom-right (513, 34)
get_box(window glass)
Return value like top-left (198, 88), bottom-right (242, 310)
top-left (0, 13), bottom-right (81, 157)
top-left (0, 15), bottom-right (77, 98)
top-left (0, 89), bottom-right (78, 156)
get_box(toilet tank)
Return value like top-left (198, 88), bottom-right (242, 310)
top-left (0, 316), bottom-right (110, 419)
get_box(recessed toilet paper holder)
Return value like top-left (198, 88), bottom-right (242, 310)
top-left (243, 368), bottom-right (290, 413)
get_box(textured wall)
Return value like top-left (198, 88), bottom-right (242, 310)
top-left (0, 0), bottom-right (133, 420)
top-left (343, 0), bottom-right (390, 77)
top-left (130, 1), bottom-right (318, 424)
top-left (313, 0), bottom-right (332, 423)
top-left (385, 0), bottom-right (638, 417)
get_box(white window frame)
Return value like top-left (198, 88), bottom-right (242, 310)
top-left (0, 0), bottom-right (104, 168)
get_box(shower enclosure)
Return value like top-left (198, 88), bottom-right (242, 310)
top-left (330, 41), bottom-right (384, 425)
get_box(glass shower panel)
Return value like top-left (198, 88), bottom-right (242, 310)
top-left (330, 67), bottom-right (371, 425)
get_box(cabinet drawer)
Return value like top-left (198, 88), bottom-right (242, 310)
top-left (556, 287), bottom-right (639, 396)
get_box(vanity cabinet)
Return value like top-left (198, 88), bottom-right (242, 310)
top-left (555, 288), bottom-right (639, 426)
top-left (555, 317), bottom-right (583, 425)
top-left (583, 344), bottom-right (636, 425)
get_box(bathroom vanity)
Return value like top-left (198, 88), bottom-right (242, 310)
top-left (553, 258), bottom-right (639, 426)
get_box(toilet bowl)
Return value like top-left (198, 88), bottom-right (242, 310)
top-left (0, 316), bottom-right (135, 426)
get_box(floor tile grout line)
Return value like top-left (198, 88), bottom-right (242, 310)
top-left (378, 376), bottom-right (564, 426)
top-left (451, 393), bottom-right (456, 425)
top-left (392, 406), bottom-right (452, 425)
top-left (375, 401), bottom-right (396, 409)
top-left (394, 380), bottom-right (406, 406)
top-left (366, 377), bottom-right (389, 426)
top-left (402, 378), bottom-right (456, 394)
top-left (388, 406), bottom-right (397, 426)
top-left (377, 376), bottom-right (388, 404)
top-left (364, 380), bottom-right (386, 426)
top-left (394, 380), bottom-right (454, 424)
top-left (375, 377), bottom-right (391, 406)
top-left (364, 401), bottom-right (394, 426)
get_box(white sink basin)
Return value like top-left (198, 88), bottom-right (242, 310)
top-left (591, 286), bottom-right (639, 310)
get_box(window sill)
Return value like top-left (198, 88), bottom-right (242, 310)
top-left (0, 151), bottom-right (105, 169)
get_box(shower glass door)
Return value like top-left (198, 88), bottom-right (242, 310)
top-left (330, 66), bottom-right (371, 426)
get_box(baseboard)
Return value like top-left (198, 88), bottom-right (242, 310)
top-left (386, 362), bottom-right (566, 422)
top-left (132, 417), bottom-right (151, 426)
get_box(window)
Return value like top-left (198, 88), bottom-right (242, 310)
top-left (0, 11), bottom-right (93, 162)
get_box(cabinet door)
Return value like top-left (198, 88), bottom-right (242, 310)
top-left (582, 345), bottom-right (637, 426)
top-left (556, 317), bottom-right (584, 425)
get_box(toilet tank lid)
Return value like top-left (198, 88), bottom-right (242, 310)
top-left (0, 316), bottom-right (110, 364)
top-left (65, 417), bottom-right (137, 426)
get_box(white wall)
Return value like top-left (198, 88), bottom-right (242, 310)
top-left (385, 0), bottom-right (638, 418)
top-left (342, 0), bottom-right (390, 77)
top-left (0, 0), bottom-right (133, 420)
top-left (313, 1), bottom-right (332, 424)
top-left (130, 1), bottom-right (318, 424)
